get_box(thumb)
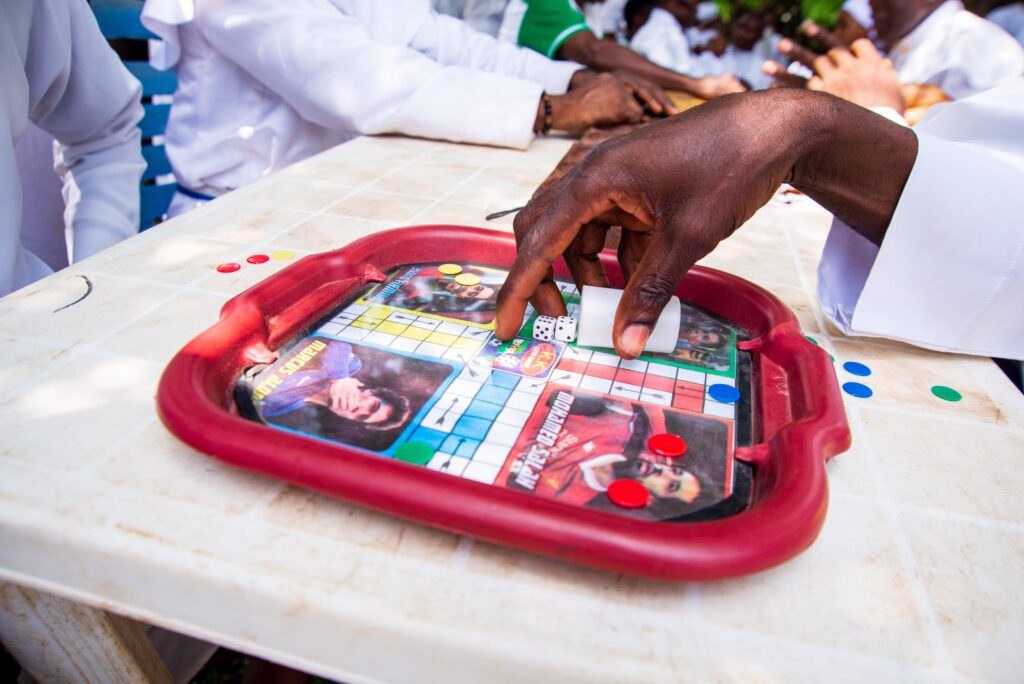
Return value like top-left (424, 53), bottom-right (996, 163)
top-left (612, 232), bottom-right (691, 359)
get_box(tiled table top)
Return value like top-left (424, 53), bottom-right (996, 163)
top-left (1, 134), bottom-right (1022, 683)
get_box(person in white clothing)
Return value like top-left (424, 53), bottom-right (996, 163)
top-left (1, 0), bottom-right (145, 298)
top-left (626, 1), bottom-right (697, 75)
top-left (432, 0), bottom-right (512, 36)
top-left (983, 0), bottom-right (1024, 45)
top-left (491, 42), bottom-right (1023, 362)
top-left (141, 0), bottom-right (664, 215)
top-left (874, 0), bottom-right (1023, 98)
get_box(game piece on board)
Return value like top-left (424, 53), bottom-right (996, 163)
top-left (842, 382), bottom-right (873, 399)
top-left (271, 250), bottom-right (294, 261)
top-left (395, 441), bottom-right (434, 465)
top-left (216, 262), bottom-right (241, 273)
top-left (533, 315), bottom-right (556, 341)
top-left (931, 385), bottom-right (963, 402)
top-left (708, 384), bottom-right (741, 404)
top-left (607, 479), bottom-right (650, 508)
top-left (554, 315), bottom-right (577, 343)
top-left (577, 285), bottom-right (681, 353)
top-left (843, 361), bottom-right (872, 377)
top-left (438, 263), bottom-right (463, 276)
top-left (247, 254), bottom-right (270, 264)
top-left (454, 272), bottom-right (480, 286)
top-left (648, 433), bottom-right (687, 458)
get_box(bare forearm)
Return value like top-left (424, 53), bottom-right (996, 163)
top-left (789, 94), bottom-right (918, 245)
top-left (559, 35), bottom-right (702, 94)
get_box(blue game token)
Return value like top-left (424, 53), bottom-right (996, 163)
top-left (708, 384), bottom-right (741, 404)
top-left (843, 361), bottom-right (872, 377)
top-left (842, 382), bottom-right (873, 399)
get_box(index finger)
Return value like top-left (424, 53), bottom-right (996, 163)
top-left (495, 167), bottom-right (618, 340)
top-left (801, 22), bottom-right (846, 50)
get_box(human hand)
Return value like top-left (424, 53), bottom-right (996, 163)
top-left (692, 74), bottom-right (748, 99)
top-left (549, 72), bottom-right (647, 134)
top-left (769, 33), bottom-right (904, 112)
top-left (499, 92), bottom-right (809, 356)
top-left (496, 90), bottom-right (917, 357)
top-left (328, 377), bottom-right (365, 414)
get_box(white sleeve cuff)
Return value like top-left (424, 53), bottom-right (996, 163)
top-left (818, 130), bottom-right (1024, 359)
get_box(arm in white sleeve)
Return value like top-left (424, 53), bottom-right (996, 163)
top-left (410, 11), bottom-right (583, 95)
top-left (818, 78), bottom-right (1024, 359)
top-left (33, 0), bottom-right (145, 263)
top-left (196, 0), bottom-right (544, 149)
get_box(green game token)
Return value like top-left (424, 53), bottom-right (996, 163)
top-left (805, 335), bottom-right (818, 345)
top-left (931, 385), bottom-right (963, 402)
top-left (395, 441), bottom-right (434, 465)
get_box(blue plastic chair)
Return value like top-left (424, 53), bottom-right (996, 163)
top-left (91, 0), bottom-right (178, 230)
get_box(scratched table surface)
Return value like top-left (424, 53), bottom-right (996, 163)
top-left (1, 134), bottom-right (1022, 684)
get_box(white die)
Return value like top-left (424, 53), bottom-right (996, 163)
top-left (554, 316), bottom-right (577, 343)
top-left (533, 315), bottom-right (556, 341)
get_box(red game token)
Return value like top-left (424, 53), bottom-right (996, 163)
top-left (607, 479), bottom-right (649, 509)
top-left (216, 262), bottom-right (241, 273)
top-left (648, 433), bottom-right (687, 458)
top-left (247, 254), bottom-right (270, 264)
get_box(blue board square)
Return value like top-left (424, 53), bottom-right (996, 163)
top-left (407, 427), bottom-right (447, 451)
top-left (441, 434), bottom-right (480, 458)
top-left (452, 415), bottom-right (492, 441)
top-left (464, 400), bottom-right (503, 421)
top-left (489, 372), bottom-right (520, 389)
top-left (475, 382), bottom-right (513, 405)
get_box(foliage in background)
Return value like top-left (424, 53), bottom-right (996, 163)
top-left (712, 0), bottom-right (844, 35)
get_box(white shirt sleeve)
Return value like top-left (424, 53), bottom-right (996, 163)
top-left (0, 0), bottom-right (145, 297)
top-left (411, 11), bottom-right (583, 95)
top-left (817, 77), bottom-right (1024, 359)
top-left (193, 0), bottom-right (548, 149)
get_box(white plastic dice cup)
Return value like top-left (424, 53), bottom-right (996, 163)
top-left (577, 285), bottom-right (680, 353)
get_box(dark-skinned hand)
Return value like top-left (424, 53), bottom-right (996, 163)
top-left (764, 30), bottom-right (905, 112)
top-left (496, 90), bottom-right (918, 358)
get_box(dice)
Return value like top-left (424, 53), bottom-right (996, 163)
top-left (555, 315), bottom-right (577, 343)
top-left (532, 315), bottom-right (556, 341)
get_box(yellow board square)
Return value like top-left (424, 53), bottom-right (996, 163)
top-left (426, 331), bottom-right (458, 346)
top-left (365, 306), bottom-right (392, 320)
top-left (401, 326), bottom-right (431, 341)
top-left (452, 337), bottom-right (483, 352)
top-left (349, 319), bottom-right (378, 330)
top-left (376, 320), bottom-right (408, 336)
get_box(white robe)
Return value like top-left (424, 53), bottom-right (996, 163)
top-left (818, 77), bottom-right (1024, 359)
top-left (888, 0), bottom-right (1024, 99)
top-left (988, 3), bottom-right (1024, 47)
top-left (142, 0), bottom-right (581, 197)
top-left (0, 0), bottom-right (145, 298)
top-left (630, 8), bottom-right (693, 74)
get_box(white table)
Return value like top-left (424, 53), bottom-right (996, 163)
top-left (1, 134), bottom-right (1022, 683)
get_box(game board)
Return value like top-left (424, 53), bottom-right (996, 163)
top-left (158, 225), bottom-right (851, 580)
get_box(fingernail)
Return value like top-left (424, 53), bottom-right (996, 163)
top-left (620, 324), bottom-right (650, 358)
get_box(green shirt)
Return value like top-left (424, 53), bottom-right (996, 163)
top-left (510, 0), bottom-right (593, 59)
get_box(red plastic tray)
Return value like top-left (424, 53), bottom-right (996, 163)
top-left (157, 225), bottom-right (851, 580)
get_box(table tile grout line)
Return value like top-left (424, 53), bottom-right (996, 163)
top-left (183, 146), bottom-right (440, 291)
top-left (776, 207), bottom-right (956, 675)
top-left (0, 145), bottom-right (481, 404)
top-left (832, 489), bottom-right (1024, 534)
top-left (845, 405), bottom-right (956, 674)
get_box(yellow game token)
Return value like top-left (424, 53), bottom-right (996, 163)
top-left (438, 263), bottom-right (463, 276)
top-left (454, 273), bottom-right (480, 286)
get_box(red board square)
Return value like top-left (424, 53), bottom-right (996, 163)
top-left (585, 363), bottom-right (617, 380)
top-left (673, 394), bottom-right (704, 413)
top-left (675, 380), bottom-right (705, 397)
top-left (643, 374), bottom-right (675, 392)
top-left (615, 369), bottom-right (646, 386)
top-left (557, 358), bottom-right (589, 374)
